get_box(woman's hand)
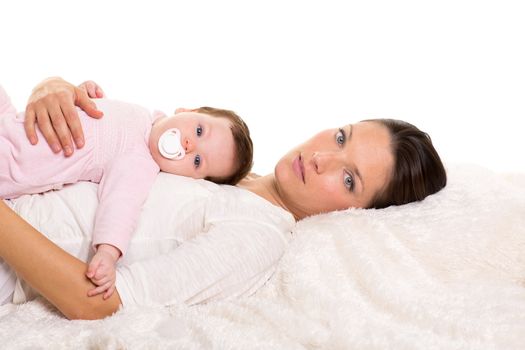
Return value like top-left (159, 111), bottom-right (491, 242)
top-left (24, 77), bottom-right (104, 157)
top-left (78, 80), bottom-right (106, 99)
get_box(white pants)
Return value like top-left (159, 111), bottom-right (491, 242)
top-left (0, 258), bottom-right (15, 305)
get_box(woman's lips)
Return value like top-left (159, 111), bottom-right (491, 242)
top-left (292, 154), bottom-right (305, 183)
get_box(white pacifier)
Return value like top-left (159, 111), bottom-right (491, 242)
top-left (158, 128), bottom-right (185, 160)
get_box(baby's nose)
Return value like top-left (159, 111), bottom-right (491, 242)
top-left (184, 138), bottom-right (194, 152)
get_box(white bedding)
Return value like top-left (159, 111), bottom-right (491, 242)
top-left (0, 163), bottom-right (524, 349)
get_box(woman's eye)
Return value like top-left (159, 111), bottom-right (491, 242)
top-left (343, 171), bottom-right (354, 192)
top-left (335, 128), bottom-right (345, 145)
top-left (194, 154), bottom-right (201, 168)
top-left (196, 125), bottom-right (203, 137)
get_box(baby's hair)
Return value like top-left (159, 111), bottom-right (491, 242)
top-left (193, 107), bottom-right (253, 185)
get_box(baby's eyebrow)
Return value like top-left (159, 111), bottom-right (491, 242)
top-left (201, 121), bottom-right (210, 136)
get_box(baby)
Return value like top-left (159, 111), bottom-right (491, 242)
top-left (0, 82), bottom-right (253, 299)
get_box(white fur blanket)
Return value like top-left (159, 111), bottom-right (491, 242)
top-left (1, 164), bottom-right (524, 349)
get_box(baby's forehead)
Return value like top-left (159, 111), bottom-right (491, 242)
top-left (177, 111), bottom-right (207, 119)
top-left (188, 112), bottom-right (231, 125)
top-left (204, 131), bottom-right (237, 178)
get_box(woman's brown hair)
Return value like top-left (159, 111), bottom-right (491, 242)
top-left (367, 119), bottom-right (447, 209)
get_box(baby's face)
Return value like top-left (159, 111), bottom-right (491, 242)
top-left (149, 111), bottom-right (236, 180)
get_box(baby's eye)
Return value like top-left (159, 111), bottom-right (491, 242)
top-left (194, 154), bottom-right (201, 168)
top-left (196, 125), bottom-right (203, 137)
top-left (335, 128), bottom-right (345, 146)
top-left (343, 171), bottom-right (354, 192)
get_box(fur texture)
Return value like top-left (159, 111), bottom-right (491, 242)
top-left (1, 163), bottom-right (524, 349)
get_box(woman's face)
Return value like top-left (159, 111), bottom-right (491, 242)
top-left (274, 121), bottom-right (394, 219)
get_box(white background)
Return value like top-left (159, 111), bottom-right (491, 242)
top-left (2, 0), bottom-right (524, 175)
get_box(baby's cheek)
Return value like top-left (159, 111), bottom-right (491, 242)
top-left (179, 168), bottom-right (196, 178)
top-left (161, 158), bottom-right (193, 178)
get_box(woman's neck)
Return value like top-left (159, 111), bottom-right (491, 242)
top-left (237, 174), bottom-right (297, 220)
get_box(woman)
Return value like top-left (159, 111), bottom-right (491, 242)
top-left (0, 77), bottom-right (447, 320)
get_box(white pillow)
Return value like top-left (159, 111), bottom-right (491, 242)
top-left (256, 163), bottom-right (525, 347)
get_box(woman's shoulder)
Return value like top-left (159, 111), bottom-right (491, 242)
top-left (237, 172), bottom-right (261, 186)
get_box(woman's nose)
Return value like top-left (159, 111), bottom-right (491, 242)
top-left (312, 151), bottom-right (339, 173)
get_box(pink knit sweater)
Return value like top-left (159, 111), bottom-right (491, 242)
top-left (0, 86), bottom-right (161, 255)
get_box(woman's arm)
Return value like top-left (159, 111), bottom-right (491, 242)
top-left (0, 201), bottom-right (121, 320)
top-left (114, 212), bottom-right (289, 307)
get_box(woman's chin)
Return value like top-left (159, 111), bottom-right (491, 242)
top-left (274, 159), bottom-right (292, 184)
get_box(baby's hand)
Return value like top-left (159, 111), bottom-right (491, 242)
top-left (86, 244), bottom-right (121, 300)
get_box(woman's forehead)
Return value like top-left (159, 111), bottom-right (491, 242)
top-left (346, 121), bottom-right (393, 194)
top-left (349, 121), bottom-right (392, 158)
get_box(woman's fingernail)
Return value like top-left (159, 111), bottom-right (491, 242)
top-left (76, 138), bottom-right (84, 148)
top-left (52, 144), bottom-right (61, 153)
top-left (64, 146), bottom-right (72, 155)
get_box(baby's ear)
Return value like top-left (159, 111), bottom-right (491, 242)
top-left (174, 108), bottom-right (192, 114)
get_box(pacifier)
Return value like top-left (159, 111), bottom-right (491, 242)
top-left (158, 128), bottom-right (185, 160)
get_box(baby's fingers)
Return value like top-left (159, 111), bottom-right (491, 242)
top-left (92, 267), bottom-right (110, 281)
top-left (86, 260), bottom-right (100, 279)
top-left (87, 282), bottom-right (112, 297)
top-left (103, 285), bottom-right (116, 300)
top-left (89, 273), bottom-right (112, 286)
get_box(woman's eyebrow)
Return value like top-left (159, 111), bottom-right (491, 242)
top-left (355, 164), bottom-right (364, 193)
top-left (346, 124), bottom-right (365, 193)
